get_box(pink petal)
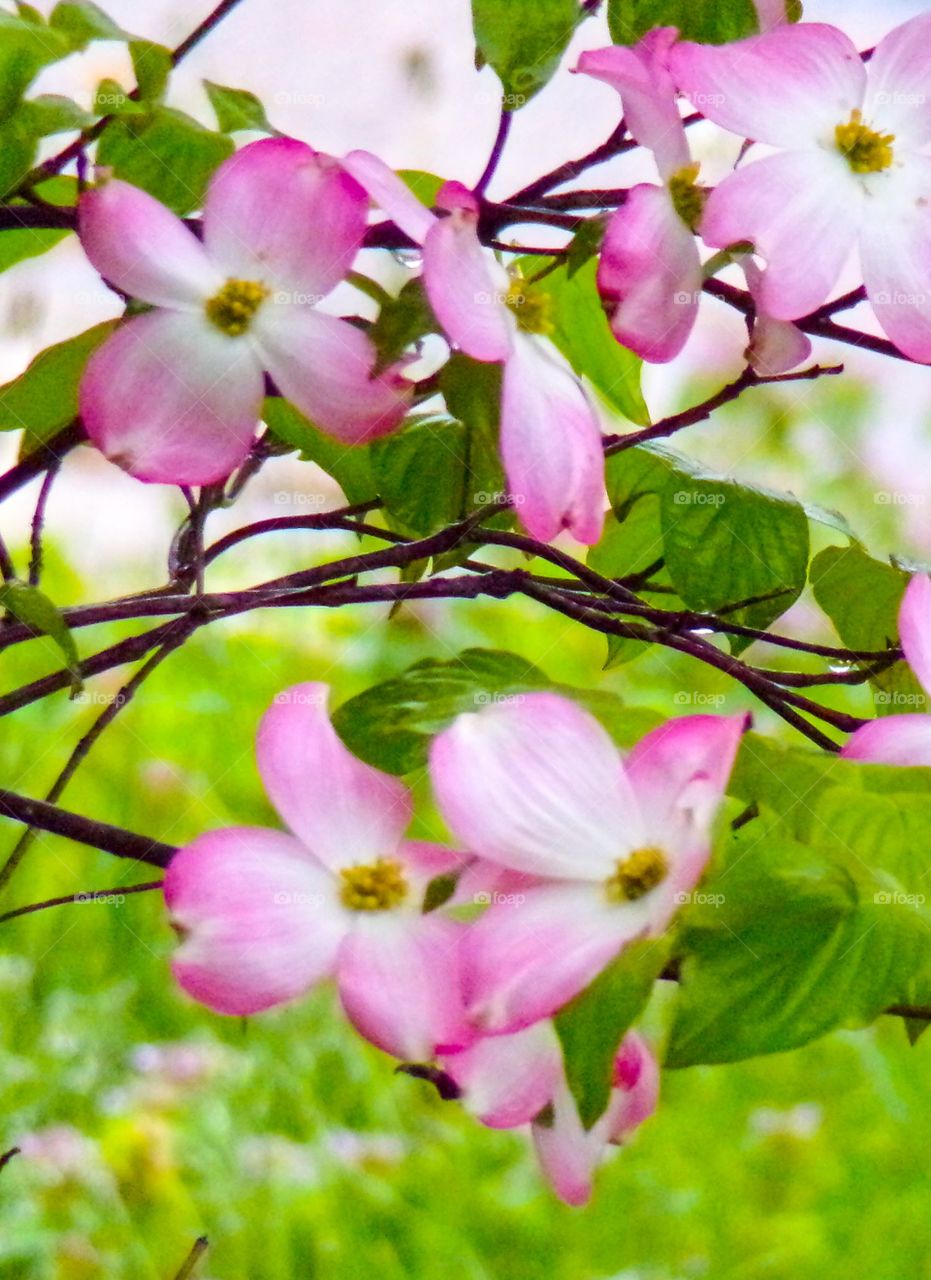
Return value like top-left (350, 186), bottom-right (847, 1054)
top-left (337, 913), bottom-right (471, 1060)
top-left (422, 209), bottom-right (513, 362)
top-left (203, 137), bottom-right (367, 298)
top-left (702, 150), bottom-right (860, 320)
top-left (462, 883), bottom-right (648, 1034)
top-left (597, 184), bottom-right (702, 363)
top-left (430, 692), bottom-right (644, 881)
top-left (342, 149), bottom-right (437, 244)
top-left (860, 157), bottom-right (931, 363)
top-left (577, 31), bottom-right (690, 181)
top-left (899, 575), bottom-right (931, 695)
top-left (164, 827), bottom-right (345, 1016)
top-left (864, 13), bottom-right (931, 149)
top-left (256, 682), bottom-right (413, 871)
top-left (532, 1078), bottom-right (603, 1207)
top-left (439, 1022), bottom-right (562, 1129)
top-left (753, 0), bottom-right (792, 31)
top-left (254, 304), bottom-right (412, 443)
top-left (500, 333), bottom-right (605, 545)
top-left (624, 713), bottom-right (748, 893)
top-left (397, 839), bottom-right (473, 902)
top-left (79, 310), bottom-right (263, 485)
top-left (79, 178), bottom-right (220, 308)
top-left (607, 1033), bottom-right (660, 1141)
top-left (669, 25), bottom-right (865, 148)
top-left (743, 256), bottom-right (812, 374)
top-left (841, 715), bottom-right (931, 767)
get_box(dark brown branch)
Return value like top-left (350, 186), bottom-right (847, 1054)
top-left (0, 788), bottom-right (177, 867)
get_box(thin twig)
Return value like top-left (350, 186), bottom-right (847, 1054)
top-left (0, 880), bottom-right (163, 927)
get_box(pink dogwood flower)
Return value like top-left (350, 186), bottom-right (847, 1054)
top-left (341, 151), bottom-right (605, 545)
top-left (164, 682), bottom-right (471, 1062)
top-left (430, 692), bottom-right (748, 1034)
top-left (577, 31), bottom-right (810, 371)
top-left (78, 138), bottom-right (412, 485)
top-left (841, 574), bottom-right (931, 766)
top-left (670, 14), bottom-right (931, 362)
top-left (440, 1022), bottom-right (659, 1206)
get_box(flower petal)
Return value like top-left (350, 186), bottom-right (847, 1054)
top-left (864, 13), bottom-right (931, 149)
top-left (624, 713), bottom-right (748, 891)
top-left (532, 1078), bottom-right (603, 1207)
top-left (607, 1032), bottom-right (660, 1142)
top-left (500, 334), bottom-right (605, 544)
top-left (743, 256), bottom-right (812, 374)
top-left (440, 1022), bottom-right (562, 1129)
top-left (670, 25), bottom-right (865, 148)
top-left (841, 715), bottom-right (931, 767)
top-left (79, 178), bottom-right (220, 309)
top-left (860, 156), bottom-right (931, 364)
top-left (898, 575), bottom-right (931, 696)
top-left (701, 150), bottom-right (860, 320)
top-left (422, 209), bottom-right (513, 362)
top-left (203, 137), bottom-right (367, 298)
top-left (597, 184), bottom-right (702, 363)
top-left (398, 840), bottom-right (473, 903)
top-left (79, 310), bottom-right (263, 485)
top-left (430, 692), bottom-right (644, 880)
top-left (462, 883), bottom-right (647, 1034)
top-left (337, 913), bottom-right (470, 1060)
top-left (164, 827), bottom-right (344, 1016)
top-left (342, 149), bottom-right (437, 243)
top-left (255, 304), bottom-right (412, 443)
top-left (256, 682), bottom-right (412, 871)
top-left (577, 31), bottom-right (690, 181)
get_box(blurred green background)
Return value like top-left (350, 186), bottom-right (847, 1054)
top-left (1, 371), bottom-right (931, 1280)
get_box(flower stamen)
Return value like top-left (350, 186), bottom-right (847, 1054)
top-left (504, 277), bottom-right (553, 335)
top-left (205, 278), bottom-right (269, 336)
top-left (668, 164), bottom-right (705, 231)
top-left (835, 110), bottom-right (895, 174)
top-left (339, 858), bottom-right (409, 911)
top-left (605, 846), bottom-right (669, 903)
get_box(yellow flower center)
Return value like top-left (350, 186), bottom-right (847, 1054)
top-left (668, 164), bottom-right (705, 231)
top-left (604, 846), bottom-right (669, 904)
top-left (339, 858), bottom-right (409, 912)
top-left (835, 110), bottom-right (895, 174)
top-left (205, 278), bottom-right (269, 337)
top-left (504, 277), bottom-right (553, 335)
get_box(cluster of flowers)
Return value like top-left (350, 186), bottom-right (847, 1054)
top-left (75, 13), bottom-right (931, 554)
top-left (164, 685), bottom-right (748, 1203)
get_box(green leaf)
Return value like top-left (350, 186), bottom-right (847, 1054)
top-left (555, 937), bottom-right (670, 1128)
top-left (565, 216), bottom-right (606, 278)
top-left (371, 414), bottom-right (500, 539)
top-left (332, 648), bottom-right (658, 776)
top-left (48, 1), bottom-right (127, 46)
top-left (527, 259), bottom-right (648, 426)
top-left (96, 107), bottom-right (233, 214)
top-left (810, 545), bottom-right (920, 714)
top-left (588, 500), bottom-right (669, 667)
top-left (436, 355), bottom-right (509, 561)
top-left (262, 398), bottom-right (377, 508)
top-left (471, 0), bottom-right (581, 108)
top-left (0, 114), bottom-right (38, 199)
top-left (667, 799), bottom-right (931, 1067)
top-left (18, 93), bottom-right (94, 135)
top-left (93, 78), bottom-right (138, 116)
top-left (607, 0), bottom-right (759, 45)
top-left (0, 12), bottom-right (71, 121)
top-left (130, 41), bottom-right (172, 103)
top-left (369, 278), bottom-right (436, 373)
top-left (204, 80), bottom-right (275, 134)
top-left (398, 169), bottom-right (444, 207)
top-left (0, 176), bottom-right (75, 273)
top-left (0, 581), bottom-right (81, 693)
top-left (0, 322), bottom-right (115, 452)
